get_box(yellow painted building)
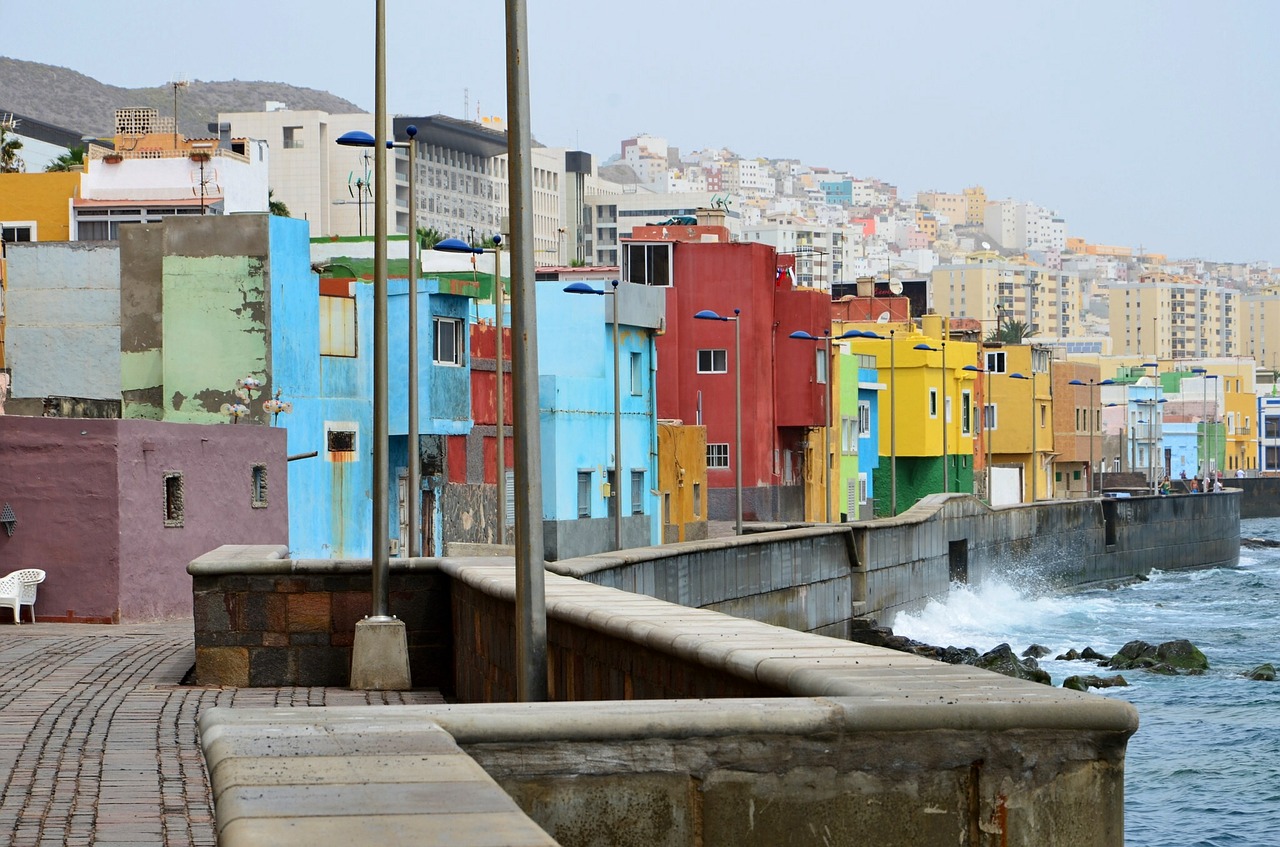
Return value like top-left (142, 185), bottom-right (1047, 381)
top-left (833, 315), bottom-right (979, 514)
top-left (657, 421), bottom-right (709, 542)
top-left (983, 343), bottom-right (1055, 503)
top-left (963, 186), bottom-right (986, 226)
top-left (931, 251), bottom-right (1084, 340)
top-left (1107, 273), bottom-right (1239, 359)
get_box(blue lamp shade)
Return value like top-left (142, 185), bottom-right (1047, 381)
top-left (838, 329), bottom-right (865, 339)
top-left (859, 331), bottom-right (883, 339)
top-left (563, 281), bottom-right (603, 295)
top-left (1069, 379), bottom-right (1085, 386)
top-left (789, 330), bottom-right (818, 340)
top-left (1009, 372), bottom-right (1029, 379)
top-left (1100, 379), bottom-right (1115, 385)
top-left (434, 237), bottom-right (483, 254)
top-left (336, 130), bottom-right (376, 147)
top-left (694, 309), bottom-right (725, 321)
top-left (963, 364), bottom-right (982, 372)
top-left (913, 343), bottom-right (937, 351)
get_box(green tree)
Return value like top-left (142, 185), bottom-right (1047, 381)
top-left (44, 146), bottom-right (84, 172)
top-left (268, 189), bottom-right (290, 217)
top-left (0, 124), bottom-right (24, 173)
top-left (416, 226), bottom-right (444, 249)
top-left (986, 318), bottom-right (1034, 344)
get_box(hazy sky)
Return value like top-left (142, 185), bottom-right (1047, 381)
top-left (6, 1), bottom-right (1277, 264)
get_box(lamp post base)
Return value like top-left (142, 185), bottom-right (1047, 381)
top-left (349, 617), bottom-right (411, 691)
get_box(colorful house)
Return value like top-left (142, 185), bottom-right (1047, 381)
top-left (982, 343), bottom-right (1055, 504)
top-left (640, 221), bottom-right (831, 523)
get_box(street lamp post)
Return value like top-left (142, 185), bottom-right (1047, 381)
top-left (1069, 378), bottom-right (1114, 496)
top-left (789, 329), bottom-right (834, 523)
top-left (1010, 372), bottom-right (1035, 501)
top-left (963, 364), bottom-right (990, 501)
top-left (915, 342), bottom-right (948, 492)
top-left (436, 236), bottom-right (508, 545)
top-left (337, 124), bottom-right (423, 557)
top-left (695, 309), bottom-right (742, 535)
top-left (342, 0), bottom-right (410, 691)
top-left (566, 280), bottom-right (624, 549)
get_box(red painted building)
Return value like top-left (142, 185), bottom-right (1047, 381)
top-left (630, 223), bottom-right (830, 521)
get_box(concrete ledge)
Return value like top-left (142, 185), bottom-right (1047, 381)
top-left (201, 709), bottom-right (558, 847)
top-left (189, 546), bottom-right (447, 576)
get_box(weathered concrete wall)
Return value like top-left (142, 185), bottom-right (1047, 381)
top-left (189, 547), bottom-right (452, 688)
top-left (551, 527), bottom-right (859, 638)
top-left (6, 241), bottom-right (122, 402)
top-left (1231, 477), bottom-right (1280, 518)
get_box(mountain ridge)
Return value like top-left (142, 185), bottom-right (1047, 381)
top-left (0, 56), bottom-right (364, 140)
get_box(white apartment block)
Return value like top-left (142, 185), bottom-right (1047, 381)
top-left (983, 200), bottom-right (1066, 252)
top-left (741, 216), bottom-right (853, 290)
top-left (218, 107), bottom-right (395, 238)
top-left (583, 189), bottom-right (743, 267)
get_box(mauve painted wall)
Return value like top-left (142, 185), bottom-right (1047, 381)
top-left (0, 417), bottom-right (288, 623)
top-left (0, 417), bottom-right (121, 621)
top-left (115, 420), bottom-right (289, 621)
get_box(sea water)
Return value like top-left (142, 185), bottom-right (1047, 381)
top-left (891, 517), bottom-right (1280, 847)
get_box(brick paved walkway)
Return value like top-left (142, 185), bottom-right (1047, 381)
top-left (0, 619), bottom-right (446, 847)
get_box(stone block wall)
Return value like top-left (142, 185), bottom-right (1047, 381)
top-left (190, 548), bottom-right (452, 689)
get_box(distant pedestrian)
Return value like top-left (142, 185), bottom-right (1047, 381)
top-left (1236, 468), bottom-right (1246, 479)
top-left (1214, 474), bottom-right (1224, 493)
top-left (1180, 470), bottom-right (1187, 480)
top-left (1160, 477), bottom-right (1171, 496)
top-left (1190, 478), bottom-right (1200, 494)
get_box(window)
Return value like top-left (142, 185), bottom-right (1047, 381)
top-left (961, 390), bottom-right (972, 435)
top-left (986, 404), bottom-right (997, 431)
top-left (630, 352), bottom-right (643, 396)
top-left (697, 349), bottom-right (728, 373)
top-left (251, 465), bottom-right (268, 508)
top-left (985, 351), bottom-right (1006, 374)
top-left (815, 349), bottom-right (828, 384)
top-left (841, 416), bottom-right (857, 455)
top-left (320, 295), bottom-right (357, 357)
top-left (631, 470), bottom-right (645, 515)
top-left (326, 422), bottom-right (359, 463)
top-left (433, 316), bottom-right (463, 365)
top-left (707, 443), bottom-right (730, 469)
top-left (692, 483), bottom-right (702, 517)
top-left (858, 400), bottom-right (871, 436)
top-left (624, 242), bottom-right (672, 286)
top-left (163, 472), bottom-right (184, 528)
top-left (577, 471), bottom-right (592, 518)
top-left (1, 224), bottom-right (34, 244)
top-left (282, 126), bottom-right (303, 149)
top-left (929, 388), bottom-right (938, 418)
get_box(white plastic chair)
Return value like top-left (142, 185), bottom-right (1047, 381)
top-left (0, 569), bottom-right (45, 624)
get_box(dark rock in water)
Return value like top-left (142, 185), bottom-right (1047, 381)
top-left (973, 643), bottom-right (1051, 685)
top-left (1063, 674), bottom-right (1130, 691)
top-left (910, 645), bottom-right (943, 660)
top-left (1107, 639), bottom-right (1209, 673)
top-left (1247, 663), bottom-right (1276, 681)
top-left (1055, 648), bottom-right (1081, 661)
top-left (1022, 644), bottom-right (1051, 659)
top-left (940, 646), bottom-right (980, 665)
top-left (847, 625), bottom-right (895, 648)
top-left (1242, 536), bottom-right (1280, 549)
top-left (1081, 647), bottom-right (1108, 661)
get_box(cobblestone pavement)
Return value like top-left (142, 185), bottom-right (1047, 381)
top-left (0, 619), bottom-right (446, 847)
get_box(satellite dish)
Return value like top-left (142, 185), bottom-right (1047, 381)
top-left (876, 312), bottom-right (891, 323)
top-left (889, 278), bottom-right (903, 295)
top-left (981, 241), bottom-right (991, 250)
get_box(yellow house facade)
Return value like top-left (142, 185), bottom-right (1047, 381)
top-left (657, 421), bottom-right (709, 542)
top-left (984, 343), bottom-right (1055, 503)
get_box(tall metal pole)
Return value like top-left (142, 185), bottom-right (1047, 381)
top-left (495, 239), bottom-right (505, 546)
top-left (890, 329), bottom-right (897, 516)
top-left (1089, 380), bottom-right (1096, 497)
top-left (612, 280), bottom-right (623, 550)
top-left (406, 130), bottom-right (420, 557)
top-left (1030, 372), bottom-right (1037, 502)
top-left (985, 368), bottom-right (992, 500)
top-left (824, 334), bottom-right (833, 523)
top-left (734, 310), bottom-right (743, 536)
top-left (505, 0), bottom-right (547, 701)
top-left (371, 0), bottom-right (390, 615)
top-left (941, 340), bottom-right (949, 492)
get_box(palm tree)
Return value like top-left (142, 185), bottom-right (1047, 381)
top-left (268, 189), bottom-right (290, 218)
top-left (44, 146), bottom-right (84, 172)
top-left (416, 226), bottom-right (444, 250)
top-left (0, 124), bottom-right (24, 173)
top-left (986, 318), bottom-right (1034, 344)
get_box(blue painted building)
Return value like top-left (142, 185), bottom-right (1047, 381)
top-left (1161, 422), bottom-right (1199, 481)
top-left (820, 179), bottom-right (853, 207)
top-left (855, 356), bottom-right (883, 517)
top-left (537, 280), bottom-right (666, 559)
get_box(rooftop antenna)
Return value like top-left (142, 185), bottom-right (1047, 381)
top-left (171, 75), bottom-right (189, 150)
top-left (463, 87), bottom-right (469, 121)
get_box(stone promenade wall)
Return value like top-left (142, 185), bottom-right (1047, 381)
top-left (188, 545), bottom-right (452, 688)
